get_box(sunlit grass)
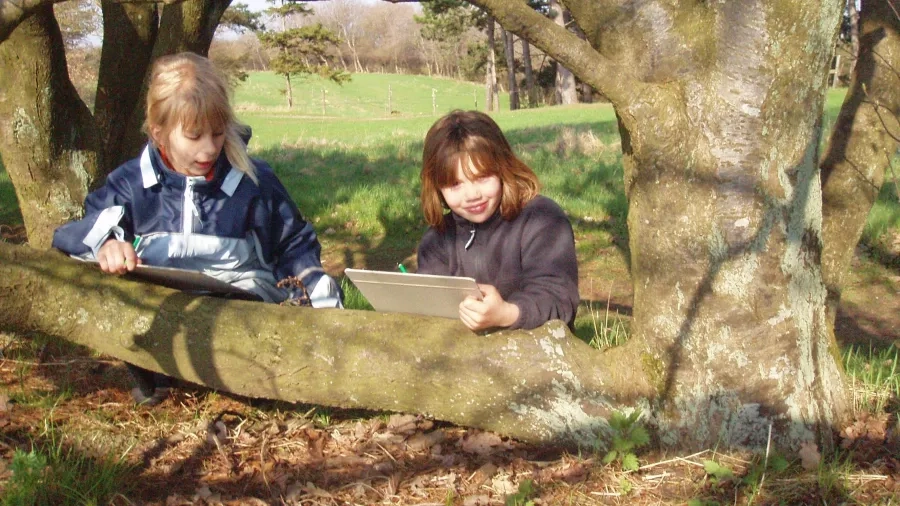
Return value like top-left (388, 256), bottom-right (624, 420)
top-left (843, 344), bottom-right (900, 414)
top-left (2, 420), bottom-right (136, 506)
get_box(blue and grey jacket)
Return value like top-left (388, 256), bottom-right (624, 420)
top-left (52, 143), bottom-right (342, 307)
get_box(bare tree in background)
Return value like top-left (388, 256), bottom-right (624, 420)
top-left (846, 0), bottom-right (860, 78)
top-left (503, 28), bottom-right (518, 109)
top-left (549, 0), bottom-right (576, 105)
top-left (521, 38), bottom-right (536, 107)
top-left (311, 0), bottom-right (365, 72)
top-left (485, 16), bottom-right (499, 111)
top-left (359, 2), bottom-right (422, 73)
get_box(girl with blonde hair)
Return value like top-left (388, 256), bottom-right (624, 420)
top-left (53, 52), bottom-right (341, 404)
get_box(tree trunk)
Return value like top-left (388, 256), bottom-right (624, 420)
top-left (847, 0), bottom-right (860, 78)
top-left (821, 0), bottom-right (900, 336)
top-left (94, 0), bottom-right (158, 174)
top-left (0, 242), bottom-right (651, 447)
top-left (113, 0), bottom-right (230, 163)
top-left (521, 38), bottom-right (536, 107)
top-left (285, 73), bottom-right (293, 108)
top-left (469, 0), bottom-right (850, 451)
top-left (485, 17), bottom-right (499, 112)
top-left (0, 5), bottom-right (100, 248)
top-left (549, 0), bottom-right (576, 105)
top-left (503, 29), bottom-right (518, 110)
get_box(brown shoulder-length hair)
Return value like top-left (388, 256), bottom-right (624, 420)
top-left (420, 110), bottom-right (540, 230)
top-left (144, 52), bottom-right (257, 183)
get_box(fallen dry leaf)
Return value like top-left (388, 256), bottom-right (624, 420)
top-left (407, 430), bottom-right (446, 451)
top-left (460, 430), bottom-right (506, 455)
top-left (799, 441), bottom-right (821, 470)
top-left (387, 413), bottom-right (419, 434)
top-left (490, 473), bottom-right (518, 495)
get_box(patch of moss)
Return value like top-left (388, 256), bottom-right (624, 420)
top-left (641, 351), bottom-right (666, 398)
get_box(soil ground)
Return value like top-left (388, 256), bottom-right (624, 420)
top-left (1, 225), bottom-right (898, 505)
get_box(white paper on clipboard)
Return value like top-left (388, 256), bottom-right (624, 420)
top-left (75, 257), bottom-right (259, 300)
top-left (344, 268), bottom-right (481, 319)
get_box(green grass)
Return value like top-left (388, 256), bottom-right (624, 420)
top-left (843, 344), bottom-right (900, 414)
top-left (2, 420), bottom-right (135, 506)
top-left (235, 72), bottom-right (507, 118)
top-left (0, 156), bottom-right (23, 226)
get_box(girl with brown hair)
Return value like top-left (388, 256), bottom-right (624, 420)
top-left (417, 110), bottom-right (579, 332)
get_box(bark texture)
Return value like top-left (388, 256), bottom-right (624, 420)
top-left (821, 0), bottom-right (900, 328)
top-left (0, 0), bottom-right (230, 246)
top-left (0, 242), bottom-right (653, 447)
top-left (0, 5), bottom-right (99, 248)
top-left (470, 0), bottom-right (850, 451)
top-left (94, 0), bottom-right (158, 173)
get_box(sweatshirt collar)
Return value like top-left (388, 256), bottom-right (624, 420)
top-left (139, 143), bottom-right (242, 196)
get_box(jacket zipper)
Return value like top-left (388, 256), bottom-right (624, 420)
top-left (183, 178), bottom-right (199, 235)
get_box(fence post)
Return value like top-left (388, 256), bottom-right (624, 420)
top-left (388, 85), bottom-right (393, 115)
top-left (432, 88), bottom-right (437, 115)
top-left (321, 88), bottom-right (327, 116)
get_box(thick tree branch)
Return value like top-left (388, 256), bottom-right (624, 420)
top-left (0, 242), bottom-right (646, 446)
top-left (464, 0), bottom-right (643, 109)
top-left (0, 0), bottom-right (180, 42)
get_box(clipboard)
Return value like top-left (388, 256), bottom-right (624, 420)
top-left (128, 264), bottom-right (259, 299)
top-left (76, 257), bottom-right (260, 300)
top-left (344, 268), bottom-right (482, 319)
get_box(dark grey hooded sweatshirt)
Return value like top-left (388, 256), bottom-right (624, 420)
top-left (417, 195), bottom-right (579, 330)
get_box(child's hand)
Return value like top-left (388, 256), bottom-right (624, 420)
top-left (458, 284), bottom-right (520, 331)
top-left (97, 239), bottom-right (141, 274)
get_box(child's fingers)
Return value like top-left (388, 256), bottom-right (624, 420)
top-left (98, 240), bottom-right (136, 274)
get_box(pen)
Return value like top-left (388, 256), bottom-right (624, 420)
top-left (397, 263), bottom-right (408, 273)
top-left (132, 235), bottom-right (142, 249)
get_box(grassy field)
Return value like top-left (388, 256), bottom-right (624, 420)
top-left (0, 75), bottom-right (899, 505)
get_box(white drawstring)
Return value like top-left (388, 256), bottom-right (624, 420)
top-left (464, 228), bottom-right (476, 250)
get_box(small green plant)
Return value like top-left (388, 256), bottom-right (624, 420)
top-left (312, 407), bottom-right (332, 427)
top-left (2, 424), bottom-right (135, 506)
top-left (443, 489), bottom-right (456, 506)
top-left (3, 449), bottom-right (48, 506)
top-left (599, 410), bottom-right (649, 471)
top-left (744, 451), bottom-right (789, 503)
top-left (702, 459), bottom-right (735, 485)
top-left (586, 296), bottom-right (629, 350)
top-left (504, 479), bottom-right (537, 506)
